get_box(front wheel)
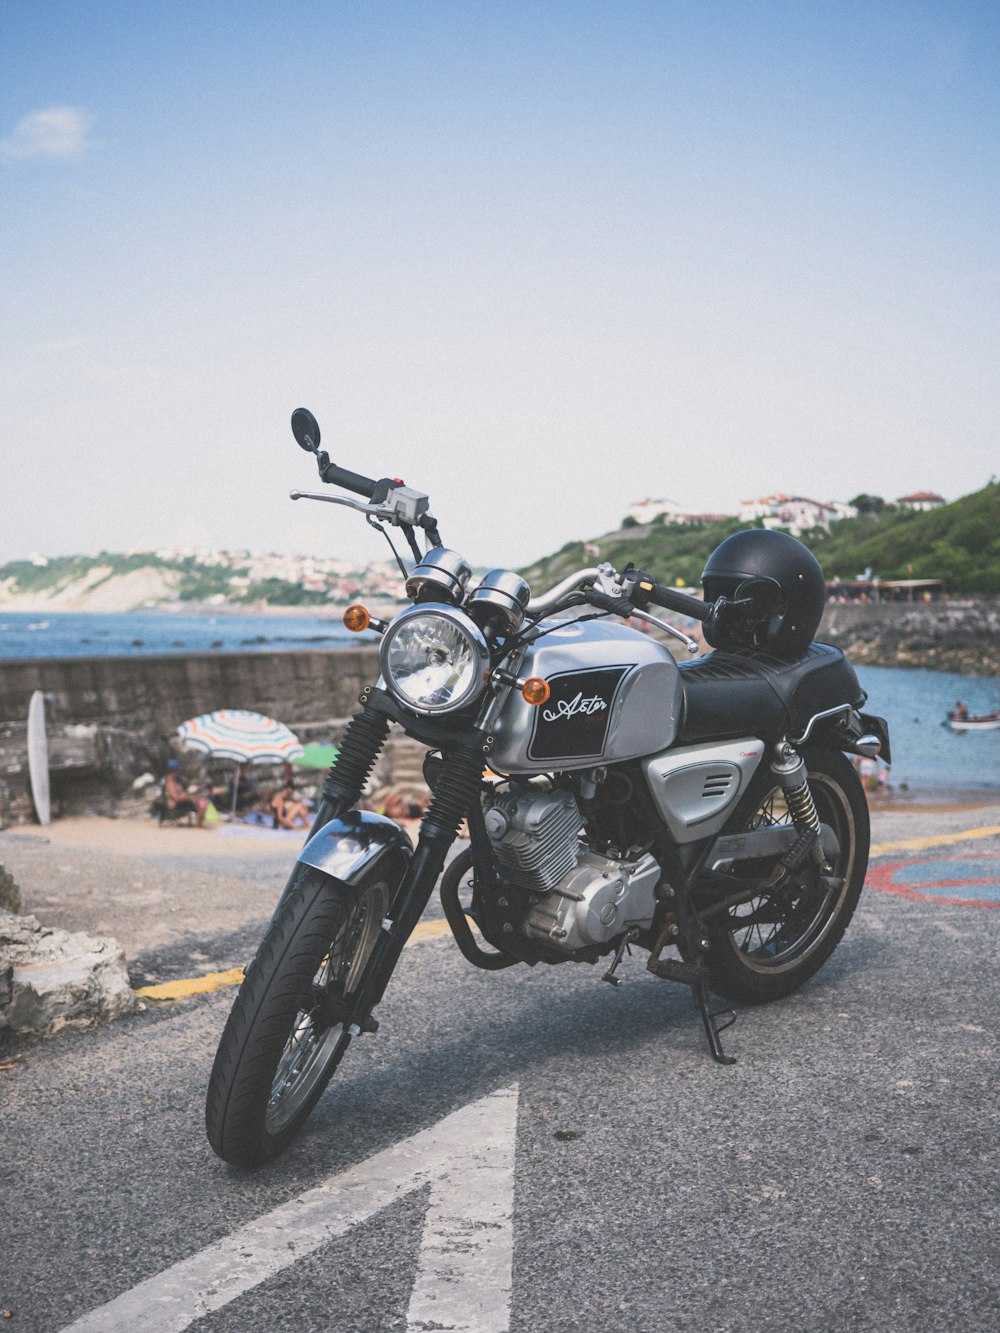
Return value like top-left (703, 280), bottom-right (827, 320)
top-left (205, 864), bottom-right (395, 1167)
top-left (705, 748), bottom-right (870, 1005)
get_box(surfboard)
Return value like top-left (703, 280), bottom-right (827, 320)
top-left (27, 689), bottom-right (51, 825)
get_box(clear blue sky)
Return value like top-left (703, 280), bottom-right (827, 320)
top-left (2, 1), bottom-right (998, 569)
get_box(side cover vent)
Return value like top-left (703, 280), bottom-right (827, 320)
top-left (702, 771), bottom-right (734, 800)
top-left (642, 738), bottom-right (765, 844)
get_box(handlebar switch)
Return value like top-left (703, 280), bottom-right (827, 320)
top-left (380, 484), bottom-right (430, 527)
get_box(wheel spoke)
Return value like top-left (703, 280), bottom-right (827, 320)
top-left (724, 774), bottom-right (847, 971)
top-left (264, 879), bottom-right (388, 1136)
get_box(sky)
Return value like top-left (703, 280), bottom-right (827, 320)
top-left (2, 1), bottom-right (998, 571)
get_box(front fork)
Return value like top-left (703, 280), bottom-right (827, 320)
top-left (285, 698), bottom-right (488, 1035)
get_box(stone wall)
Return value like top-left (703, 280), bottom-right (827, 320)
top-left (820, 598), bottom-right (1000, 674)
top-left (2, 597), bottom-right (997, 824)
top-left (0, 647), bottom-right (380, 825)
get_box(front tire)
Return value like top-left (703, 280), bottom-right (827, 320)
top-left (705, 748), bottom-right (869, 1004)
top-left (205, 864), bottom-right (395, 1167)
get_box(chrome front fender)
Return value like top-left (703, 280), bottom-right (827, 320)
top-left (296, 809), bottom-right (413, 884)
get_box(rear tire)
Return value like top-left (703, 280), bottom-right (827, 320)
top-left (205, 863), bottom-right (395, 1167)
top-left (705, 748), bottom-right (869, 1004)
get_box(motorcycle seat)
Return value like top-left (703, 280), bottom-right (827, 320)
top-left (676, 642), bottom-right (865, 746)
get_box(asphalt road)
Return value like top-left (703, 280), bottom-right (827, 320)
top-left (1, 809), bottom-right (998, 1332)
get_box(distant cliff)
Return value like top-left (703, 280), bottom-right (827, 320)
top-left (820, 599), bottom-right (1000, 675)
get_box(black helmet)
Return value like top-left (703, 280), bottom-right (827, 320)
top-left (701, 529), bottom-right (826, 659)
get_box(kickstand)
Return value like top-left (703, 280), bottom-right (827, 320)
top-left (692, 974), bottom-right (737, 1065)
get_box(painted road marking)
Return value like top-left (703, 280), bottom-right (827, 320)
top-left (135, 918), bottom-right (454, 1001)
top-left (870, 825), bottom-right (1000, 857)
top-left (142, 826), bottom-right (1000, 1000)
top-left (868, 851), bottom-right (1000, 908)
top-left (60, 1084), bottom-right (518, 1333)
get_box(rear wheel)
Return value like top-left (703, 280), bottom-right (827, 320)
top-left (205, 864), bottom-right (395, 1167)
top-left (705, 748), bottom-right (869, 1004)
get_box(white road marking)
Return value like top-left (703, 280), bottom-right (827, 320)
top-left (61, 1084), bottom-right (518, 1333)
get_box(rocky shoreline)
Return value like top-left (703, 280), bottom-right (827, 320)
top-left (819, 598), bottom-right (1000, 675)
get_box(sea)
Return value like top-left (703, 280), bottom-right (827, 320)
top-left (0, 610), bottom-right (996, 800)
top-left (0, 609), bottom-right (372, 658)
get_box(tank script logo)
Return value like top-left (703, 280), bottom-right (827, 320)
top-left (528, 666), bottom-right (630, 762)
top-left (542, 692), bottom-right (608, 722)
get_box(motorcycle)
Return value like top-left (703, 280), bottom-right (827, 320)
top-left (206, 408), bottom-right (891, 1167)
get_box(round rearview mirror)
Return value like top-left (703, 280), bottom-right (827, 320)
top-left (291, 408), bottom-right (321, 453)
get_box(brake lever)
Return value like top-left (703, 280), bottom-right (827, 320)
top-left (290, 489), bottom-right (383, 515)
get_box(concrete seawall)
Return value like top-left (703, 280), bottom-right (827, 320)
top-left (0, 647), bottom-right (381, 825)
top-left (1, 596), bottom-right (997, 825)
top-left (820, 597), bottom-right (1000, 674)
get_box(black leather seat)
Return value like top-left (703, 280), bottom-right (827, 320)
top-left (677, 642), bottom-right (865, 746)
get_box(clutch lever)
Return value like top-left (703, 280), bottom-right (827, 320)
top-left (627, 606), bottom-right (700, 654)
top-left (587, 588), bottom-right (700, 654)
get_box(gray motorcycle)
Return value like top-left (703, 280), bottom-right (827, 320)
top-left (206, 408), bottom-right (890, 1166)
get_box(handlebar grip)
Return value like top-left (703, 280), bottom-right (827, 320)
top-left (318, 456), bottom-right (379, 499)
top-left (587, 590), bottom-right (635, 618)
top-left (636, 579), bottom-right (711, 623)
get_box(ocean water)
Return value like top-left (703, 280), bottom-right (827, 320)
top-left (0, 613), bottom-right (995, 798)
top-left (0, 609), bottom-right (375, 659)
top-left (855, 664), bottom-right (999, 799)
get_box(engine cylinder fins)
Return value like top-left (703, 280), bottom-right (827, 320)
top-left (483, 786), bottom-right (583, 894)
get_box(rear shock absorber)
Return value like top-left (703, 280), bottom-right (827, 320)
top-left (769, 741), bottom-right (824, 875)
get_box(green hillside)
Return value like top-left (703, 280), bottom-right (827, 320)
top-left (521, 482), bottom-right (1000, 595)
top-left (0, 551), bottom-right (329, 606)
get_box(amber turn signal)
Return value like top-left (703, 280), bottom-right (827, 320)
top-left (521, 677), bottom-right (550, 706)
top-left (343, 604), bottom-right (371, 633)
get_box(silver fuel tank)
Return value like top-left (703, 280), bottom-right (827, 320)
top-left (489, 618), bottom-right (683, 774)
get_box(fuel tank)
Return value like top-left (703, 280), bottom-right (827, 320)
top-left (489, 618), bottom-right (683, 773)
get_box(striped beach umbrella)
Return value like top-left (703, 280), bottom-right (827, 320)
top-left (176, 710), bottom-right (304, 764)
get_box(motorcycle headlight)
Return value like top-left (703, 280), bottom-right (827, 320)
top-left (379, 604), bottom-right (490, 715)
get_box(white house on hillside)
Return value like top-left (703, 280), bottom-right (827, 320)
top-left (626, 497), bottom-right (687, 525)
top-left (737, 493), bottom-right (851, 535)
top-left (896, 491), bottom-right (945, 512)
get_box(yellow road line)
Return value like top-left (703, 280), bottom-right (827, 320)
top-left (140, 828), bottom-right (1000, 1002)
top-left (870, 825), bottom-right (1000, 857)
top-left (136, 967), bottom-right (245, 1001)
top-left (136, 918), bottom-right (456, 1002)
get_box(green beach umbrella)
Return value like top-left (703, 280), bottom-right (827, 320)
top-left (293, 742), bottom-right (340, 770)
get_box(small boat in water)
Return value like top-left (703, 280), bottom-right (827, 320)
top-left (947, 711), bottom-right (1000, 732)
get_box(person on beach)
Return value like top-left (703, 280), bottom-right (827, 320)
top-left (162, 759), bottom-right (209, 827)
top-left (270, 781), bottom-right (310, 830)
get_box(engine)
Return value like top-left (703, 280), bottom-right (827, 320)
top-left (482, 786), bottom-right (661, 953)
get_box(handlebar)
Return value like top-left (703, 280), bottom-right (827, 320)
top-left (630, 576), bottom-right (711, 623)
top-left (525, 565), bottom-right (711, 624)
top-left (316, 452), bottom-right (379, 500)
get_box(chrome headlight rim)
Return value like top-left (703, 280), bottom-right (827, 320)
top-left (378, 603), bottom-right (490, 716)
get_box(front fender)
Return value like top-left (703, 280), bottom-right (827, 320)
top-left (297, 809), bottom-right (413, 884)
